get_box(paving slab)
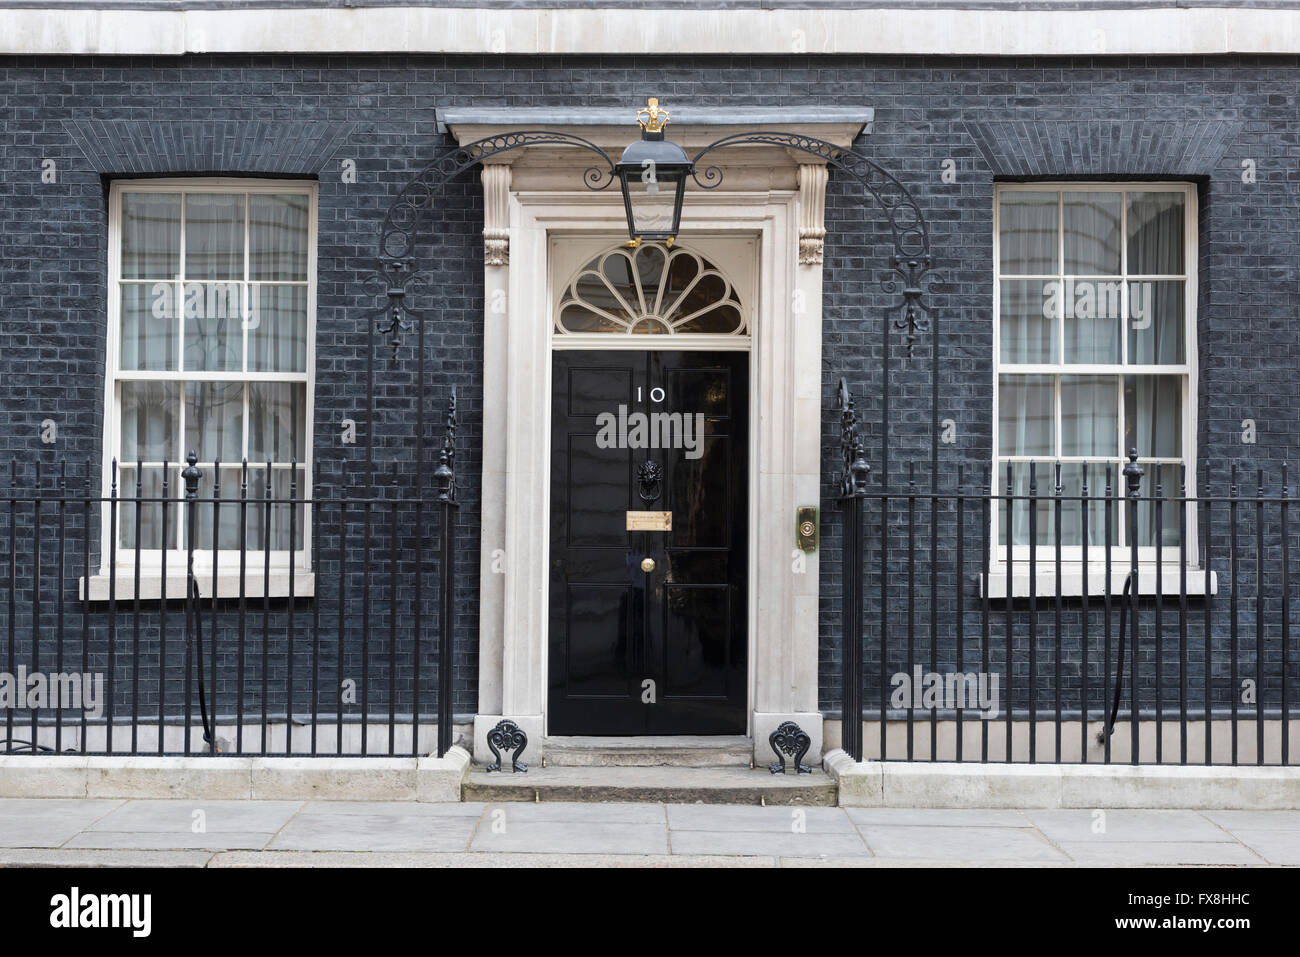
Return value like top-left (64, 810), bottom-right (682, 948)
top-left (1223, 828), bottom-right (1300, 865)
top-left (294, 800), bottom-right (484, 818)
top-left (0, 848), bottom-right (215, 867)
top-left (0, 798), bottom-right (124, 848)
top-left (1025, 809), bottom-right (1227, 843)
top-left (1055, 840), bottom-right (1263, 867)
top-left (469, 820), bottom-right (669, 855)
top-left (776, 856), bottom-right (1072, 868)
top-left (209, 850), bottom-right (776, 868)
top-left (845, 808), bottom-right (1031, 828)
top-left (669, 828), bottom-right (872, 858)
top-left (480, 801), bottom-right (665, 824)
top-left (87, 799), bottom-right (303, 833)
top-left (666, 804), bottom-right (855, 833)
top-left (860, 824), bottom-right (1068, 863)
top-left (270, 805), bottom-right (479, 852)
top-left (1200, 810), bottom-right (1300, 832)
top-left (64, 830), bottom-right (276, 851)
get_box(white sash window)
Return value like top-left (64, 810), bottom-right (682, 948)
top-left (994, 183), bottom-right (1197, 560)
top-left (105, 179), bottom-right (316, 568)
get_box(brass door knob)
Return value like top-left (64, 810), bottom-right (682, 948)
top-left (640, 557), bottom-right (656, 573)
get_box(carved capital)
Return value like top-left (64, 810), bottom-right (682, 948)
top-left (796, 162), bottom-right (828, 266)
top-left (481, 163), bottom-right (512, 266)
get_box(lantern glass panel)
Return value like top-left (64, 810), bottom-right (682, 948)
top-left (622, 169), bottom-right (684, 240)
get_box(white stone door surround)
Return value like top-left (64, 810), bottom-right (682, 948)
top-left (448, 107), bottom-right (873, 766)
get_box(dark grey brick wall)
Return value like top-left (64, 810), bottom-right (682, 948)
top-left (0, 53), bottom-right (1297, 735)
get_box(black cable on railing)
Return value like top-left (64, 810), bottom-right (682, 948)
top-left (182, 453), bottom-right (216, 754)
top-left (188, 572), bottom-right (214, 751)
top-left (1101, 573), bottom-right (1135, 743)
top-left (0, 739), bottom-right (56, 753)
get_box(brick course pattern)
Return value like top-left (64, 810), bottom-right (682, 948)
top-left (0, 54), bottom-right (1295, 731)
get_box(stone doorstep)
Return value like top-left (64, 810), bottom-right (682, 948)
top-left (543, 735), bottom-right (754, 768)
top-left (462, 765), bottom-right (838, 806)
top-left (0, 748), bottom-right (472, 802)
top-left (823, 750), bottom-right (1300, 809)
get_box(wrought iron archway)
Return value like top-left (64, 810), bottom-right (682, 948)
top-left (360, 128), bottom-right (940, 492)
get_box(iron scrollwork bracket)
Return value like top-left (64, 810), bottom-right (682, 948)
top-left (884, 253), bottom-right (935, 359)
top-left (434, 386), bottom-right (458, 505)
top-left (485, 719), bottom-right (528, 773)
top-left (690, 131), bottom-right (937, 358)
top-left (768, 720), bottom-right (812, 774)
top-left (369, 131), bottom-right (618, 357)
top-left (371, 127), bottom-right (936, 362)
top-left (837, 377), bottom-right (871, 500)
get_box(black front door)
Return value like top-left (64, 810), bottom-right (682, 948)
top-left (549, 350), bottom-right (749, 735)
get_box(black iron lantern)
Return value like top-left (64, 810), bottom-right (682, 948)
top-left (614, 99), bottom-right (693, 247)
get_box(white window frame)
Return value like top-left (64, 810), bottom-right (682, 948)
top-left (101, 178), bottom-right (317, 583)
top-left (991, 181), bottom-right (1200, 579)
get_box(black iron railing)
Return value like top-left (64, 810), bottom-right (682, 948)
top-left (0, 402), bottom-right (460, 759)
top-left (836, 443), bottom-right (1297, 766)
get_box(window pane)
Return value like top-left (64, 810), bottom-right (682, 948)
top-left (1063, 191), bottom-right (1122, 275)
top-left (185, 193), bottom-right (244, 281)
top-left (1127, 280), bottom-right (1185, 364)
top-left (120, 382), bottom-right (178, 462)
top-left (248, 382), bottom-right (306, 463)
top-left (1059, 463), bottom-right (1116, 548)
top-left (249, 194), bottom-right (309, 281)
top-left (998, 374), bottom-right (1054, 457)
top-left (557, 302), bottom-right (622, 334)
top-left (118, 467), bottom-right (178, 550)
top-left (1061, 375), bottom-right (1118, 457)
top-left (250, 285), bottom-right (308, 372)
top-left (675, 304), bottom-right (743, 335)
top-left (1060, 279), bottom-right (1122, 363)
top-left (185, 381), bottom-right (244, 463)
top-left (222, 466), bottom-right (306, 550)
top-left (191, 467), bottom-right (245, 550)
top-left (182, 282), bottom-right (243, 371)
top-left (1001, 462), bottom-right (1125, 548)
top-left (1124, 375), bottom-right (1182, 458)
top-left (999, 462), bottom-right (1054, 546)
top-left (1127, 192), bottom-right (1184, 275)
top-left (998, 191), bottom-right (1050, 273)
top-left (1000, 280), bottom-right (1058, 363)
top-left (266, 466), bottom-right (307, 550)
top-left (998, 192), bottom-right (1058, 274)
top-left (121, 193), bottom-right (180, 279)
top-left (120, 283), bottom-right (178, 371)
top-left (1133, 463), bottom-right (1182, 548)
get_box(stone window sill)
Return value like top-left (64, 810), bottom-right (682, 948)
top-left (79, 572), bottom-right (315, 602)
top-left (981, 567), bottom-right (1216, 599)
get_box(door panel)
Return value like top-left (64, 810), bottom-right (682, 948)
top-left (549, 350), bottom-right (749, 734)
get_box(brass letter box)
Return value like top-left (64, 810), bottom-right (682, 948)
top-left (626, 510), bottom-right (672, 531)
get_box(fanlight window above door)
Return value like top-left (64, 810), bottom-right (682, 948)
top-left (556, 243), bottom-right (747, 336)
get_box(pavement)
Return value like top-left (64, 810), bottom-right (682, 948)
top-left (0, 799), bottom-right (1297, 866)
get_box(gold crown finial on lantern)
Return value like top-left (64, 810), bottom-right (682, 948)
top-left (637, 98), bottom-right (669, 133)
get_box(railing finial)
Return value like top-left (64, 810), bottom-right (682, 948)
top-left (1123, 448), bottom-right (1143, 498)
top-left (182, 450), bottom-right (201, 500)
